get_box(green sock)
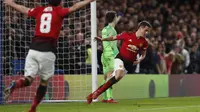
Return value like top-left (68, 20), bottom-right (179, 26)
top-left (110, 87), bottom-right (113, 98)
top-left (101, 80), bottom-right (107, 100)
top-left (106, 88), bottom-right (112, 100)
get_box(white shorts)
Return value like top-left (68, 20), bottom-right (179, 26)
top-left (111, 58), bottom-right (127, 77)
top-left (24, 50), bottom-right (56, 81)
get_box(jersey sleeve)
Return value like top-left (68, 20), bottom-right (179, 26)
top-left (28, 7), bottom-right (40, 18)
top-left (142, 40), bottom-right (148, 51)
top-left (116, 32), bottom-right (126, 40)
top-left (58, 8), bottom-right (70, 18)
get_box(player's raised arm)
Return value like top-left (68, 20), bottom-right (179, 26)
top-left (68, 0), bottom-right (96, 13)
top-left (4, 0), bottom-right (30, 15)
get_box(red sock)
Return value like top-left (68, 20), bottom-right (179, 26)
top-left (94, 77), bottom-right (118, 98)
top-left (14, 78), bottom-right (29, 89)
top-left (30, 85), bottom-right (47, 110)
top-left (93, 84), bottom-right (103, 93)
top-left (98, 81), bottom-right (112, 94)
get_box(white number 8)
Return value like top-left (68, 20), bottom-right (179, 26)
top-left (40, 13), bottom-right (52, 33)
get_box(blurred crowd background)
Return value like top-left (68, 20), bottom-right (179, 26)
top-left (2, 0), bottom-right (200, 75)
top-left (97, 0), bottom-right (200, 75)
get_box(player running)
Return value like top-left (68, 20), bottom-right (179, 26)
top-left (4, 0), bottom-right (96, 111)
top-left (87, 21), bottom-right (152, 104)
top-left (101, 11), bottom-right (121, 103)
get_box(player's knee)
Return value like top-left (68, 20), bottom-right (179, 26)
top-left (117, 69), bottom-right (125, 74)
top-left (106, 71), bottom-right (113, 79)
top-left (115, 69), bottom-right (125, 79)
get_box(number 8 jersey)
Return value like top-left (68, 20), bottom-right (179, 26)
top-left (28, 6), bottom-right (70, 54)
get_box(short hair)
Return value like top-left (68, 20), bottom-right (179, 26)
top-left (105, 11), bottom-right (117, 24)
top-left (138, 21), bottom-right (152, 28)
top-left (48, 0), bottom-right (62, 6)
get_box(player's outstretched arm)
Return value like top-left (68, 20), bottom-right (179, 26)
top-left (4, 0), bottom-right (30, 15)
top-left (94, 36), bottom-right (117, 42)
top-left (69, 0), bottom-right (96, 13)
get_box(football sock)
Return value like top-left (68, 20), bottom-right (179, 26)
top-left (14, 78), bottom-right (30, 89)
top-left (110, 87), bottom-right (113, 99)
top-left (101, 80), bottom-right (107, 100)
top-left (106, 87), bottom-right (112, 100)
top-left (95, 76), bottom-right (118, 97)
top-left (30, 85), bottom-right (47, 110)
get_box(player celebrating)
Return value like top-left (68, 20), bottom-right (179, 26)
top-left (87, 21), bottom-right (152, 104)
top-left (3, 0), bottom-right (96, 111)
top-left (101, 11), bottom-right (121, 103)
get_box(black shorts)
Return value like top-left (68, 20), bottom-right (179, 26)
top-left (30, 37), bottom-right (57, 54)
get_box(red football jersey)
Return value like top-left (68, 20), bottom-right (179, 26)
top-left (116, 32), bottom-right (148, 62)
top-left (28, 6), bottom-right (70, 39)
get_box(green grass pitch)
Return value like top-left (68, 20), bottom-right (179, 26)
top-left (1, 97), bottom-right (200, 112)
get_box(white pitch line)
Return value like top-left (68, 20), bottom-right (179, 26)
top-left (135, 105), bottom-right (200, 111)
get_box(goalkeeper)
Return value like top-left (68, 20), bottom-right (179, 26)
top-left (101, 11), bottom-right (121, 103)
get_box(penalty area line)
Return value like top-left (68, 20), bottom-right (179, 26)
top-left (136, 105), bottom-right (200, 111)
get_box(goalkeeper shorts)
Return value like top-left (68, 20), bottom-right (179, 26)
top-left (24, 49), bottom-right (56, 81)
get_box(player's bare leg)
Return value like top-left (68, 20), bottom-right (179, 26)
top-left (4, 76), bottom-right (33, 101)
top-left (29, 79), bottom-right (48, 112)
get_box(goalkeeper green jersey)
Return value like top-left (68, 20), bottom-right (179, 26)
top-left (102, 25), bottom-right (119, 57)
top-left (101, 25), bottom-right (119, 74)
